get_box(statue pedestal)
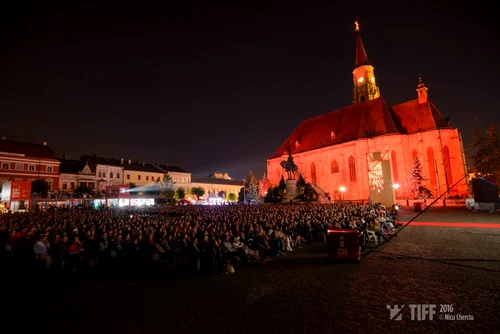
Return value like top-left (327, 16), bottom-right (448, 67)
top-left (283, 179), bottom-right (298, 202)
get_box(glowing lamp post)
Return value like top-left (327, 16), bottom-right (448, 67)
top-left (339, 186), bottom-right (346, 201)
top-left (393, 183), bottom-right (400, 200)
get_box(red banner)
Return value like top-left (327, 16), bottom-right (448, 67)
top-left (11, 181), bottom-right (31, 200)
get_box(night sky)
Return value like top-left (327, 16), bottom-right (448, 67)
top-left (1, 2), bottom-right (498, 179)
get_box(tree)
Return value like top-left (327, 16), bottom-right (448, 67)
top-left (227, 193), bottom-right (237, 202)
top-left (157, 174), bottom-right (175, 200)
top-left (296, 173), bottom-right (306, 194)
top-left (129, 182), bottom-right (137, 189)
top-left (74, 185), bottom-right (92, 198)
top-left (238, 187), bottom-right (245, 202)
top-left (278, 175), bottom-right (286, 191)
top-left (471, 120), bottom-right (500, 184)
top-left (264, 186), bottom-right (282, 203)
top-left (31, 180), bottom-right (50, 198)
top-left (260, 173), bottom-right (270, 197)
top-left (175, 187), bottom-right (186, 200)
top-left (408, 157), bottom-right (432, 199)
top-left (246, 181), bottom-right (259, 202)
top-left (190, 186), bottom-right (205, 199)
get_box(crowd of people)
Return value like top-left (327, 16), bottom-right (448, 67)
top-left (0, 202), bottom-right (400, 275)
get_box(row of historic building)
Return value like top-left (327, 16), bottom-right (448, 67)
top-left (0, 138), bottom-right (243, 202)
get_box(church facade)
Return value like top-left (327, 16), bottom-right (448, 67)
top-left (267, 22), bottom-right (468, 204)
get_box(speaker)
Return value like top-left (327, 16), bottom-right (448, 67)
top-left (472, 178), bottom-right (499, 203)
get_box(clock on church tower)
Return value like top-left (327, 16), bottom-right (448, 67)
top-left (352, 20), bottom-right (380, 104)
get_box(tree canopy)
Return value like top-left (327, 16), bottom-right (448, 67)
top-left (471, 120), bottom-right (500, 184)
top-left (408, 157), bottom-right (433, 199)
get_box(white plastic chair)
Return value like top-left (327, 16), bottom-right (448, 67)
top-left (366, 230), bottom-right (378, 244)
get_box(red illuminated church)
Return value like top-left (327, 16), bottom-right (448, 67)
top-left (267, 21), bottom-right (468, 204)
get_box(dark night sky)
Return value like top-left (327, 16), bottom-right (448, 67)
top-left (1, 2), bottom-right (498, 179)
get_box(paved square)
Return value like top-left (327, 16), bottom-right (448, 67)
top-left (7, 208), bottom-right (500, 333)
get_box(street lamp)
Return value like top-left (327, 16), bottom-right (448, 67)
top-left (339, 186), bottom-right (346, 201)
top-left (393, 183), bottom-right (400, 200)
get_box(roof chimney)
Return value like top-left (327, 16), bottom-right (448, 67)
top-left (128, 159), bottom-right (131, 164)
top-left (120, 158), bottom-right (124, 164)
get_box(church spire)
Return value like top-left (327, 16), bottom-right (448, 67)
top-left (355, 20), bottom-right (369, 67)
top-left (352, 20), bottom-right (380, 104)
top-left (416, 74), bottom-right (429, 104)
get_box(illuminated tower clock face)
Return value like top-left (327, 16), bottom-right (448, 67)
top-left (357, 76), bottom-right (364, 83)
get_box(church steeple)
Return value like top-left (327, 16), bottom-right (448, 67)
top-left (416, 74), bottom-right (429, 104)
top-left (352, 20), bottom-right (380, 104)
top-left (355, 21), bottom-right (369, 67)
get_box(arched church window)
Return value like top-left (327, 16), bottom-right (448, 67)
top-left (412, 149), bottom-right (418, 162)
top-left (427, 148), bottom-right (437, 186)
top-left (391, 151), bottom-right (398, 183)
top-left (348, 156), bottom-right (356, 182)
top-left (330, 160), bottom-right (339, 174)
top-left (443, 146), bottom-right (452, 184)
top-left (110, 172), bottom-right (114, 178)
top-left (310, 162), bottom-right (317, 184)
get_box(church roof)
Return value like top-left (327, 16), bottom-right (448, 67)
top-left (390, 100), bottom-right (451, 133)
top-left (269, 97), bottom-right (451, 160)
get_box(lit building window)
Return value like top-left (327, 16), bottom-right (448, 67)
top-left (1, 163), bottom-right (9, 169)
top-left (348, 156), bottom-right (356, 182)
top-left (427, 148), bottom-right (437, 185)
top-left (391, 151), bottom-right (398, 183)
top-left (310, 162), bottom-right (317, 184)
top-left (330, 160), bottom-right (339, 173)
top-left (47, 166), bottom-right (53, 172)
top-left (110, 172), bottom-right (114, 178)
top-left (443, 146), bottom-right (452, 185)
top-left (127, 174), bottom-right (130, 180)
top-left (103, 172), bottom-right (106, 178)
top-left (62, 183), bottom-right (67, 190)
top-left (138, 175), bottom-right (141, 181)
top-left (146, 176), bottom-right (149, 181)
top-left (70, 182), bottom-right (75, 189)
top-left (117, 173), bottom-right (120, 179)
top-left (15, 163), bottom-right (23, 170)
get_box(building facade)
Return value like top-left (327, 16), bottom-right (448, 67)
top-left (80, 155), bottom-right (124, 192)
top-left (59, 159), bottom-right (96, 192)
top-left (267, 22), bottom-right (468, 205)
top-left (0, 138), bottom-right (60, 192)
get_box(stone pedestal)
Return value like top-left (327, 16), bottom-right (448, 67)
top-left (283, 179), bottom-right (298, 202)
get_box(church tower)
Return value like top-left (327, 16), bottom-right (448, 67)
top-left (352, 20), bottom-right (380, 104)
top-left (416, 75), bottom-right (429, 104)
